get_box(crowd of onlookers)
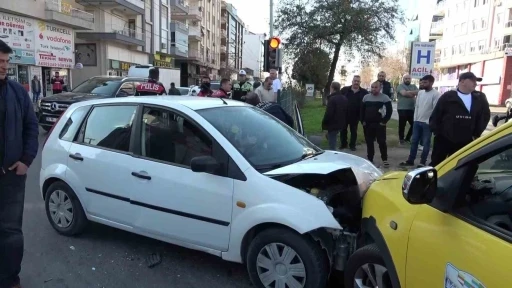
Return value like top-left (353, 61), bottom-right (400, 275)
top-left (322, 71), bottom-right (491, 168)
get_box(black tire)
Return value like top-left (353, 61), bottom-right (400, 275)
top-left (44, 181), bottom-right (88, 236)
top-left (344, 244), bottom-right (393, 288)
top-left (246, 227), bottom-right (328, 288)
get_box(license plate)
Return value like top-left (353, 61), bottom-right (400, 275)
top-left (46, 117), bottom-right (58, 123)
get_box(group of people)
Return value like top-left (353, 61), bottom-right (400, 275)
top-left (322, 71), bottom-right (491, 168)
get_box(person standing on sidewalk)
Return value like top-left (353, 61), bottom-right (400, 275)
top-left (340, 75), bottom-right (368, 151)
top-left (322, 82), bottom-right (348, 150)
top-left (429, 72), bottom-right (491, 166)
top-left (396, 74), bottom-right (419, 145)
top-left (399, 75), bottom-right (440, 168)
top-left (377, 71), bottom-right (393, 100)
top-left (0, 40), bottom-right (39, 288)
top-left (361, 81), bottom-right (393, 167)
top-left (31, 75), bottom-right (42, 104)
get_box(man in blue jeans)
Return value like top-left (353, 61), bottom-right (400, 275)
top-left (399, 75), bottom-right (440, 167)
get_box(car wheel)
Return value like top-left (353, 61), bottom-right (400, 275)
top-left (246, 227), bottom-right (328, 288)
top-left (344, 244), bottom-right (393, 288)
top-left (45, 181), bottom-right (88, 236)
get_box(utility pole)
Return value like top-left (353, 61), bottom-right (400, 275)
top-left (269, 0), bottom-right (274, 37)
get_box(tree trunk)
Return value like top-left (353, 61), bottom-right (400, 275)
top-left (323, 42), bottom-right (342, 106)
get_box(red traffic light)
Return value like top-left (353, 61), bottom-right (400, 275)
top-left (269, 37), bottom-right (281, 49)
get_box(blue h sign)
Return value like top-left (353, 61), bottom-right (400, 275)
top-left (416, 50), bottom-right (431, 64)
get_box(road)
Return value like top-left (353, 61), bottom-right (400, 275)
top-left (19, 128), bottom-right (253, 288)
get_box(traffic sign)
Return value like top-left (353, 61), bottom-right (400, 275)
top-left (306, 84), bottom-right (314, 97)
top-left (409, 41), bottom-right (436, 79)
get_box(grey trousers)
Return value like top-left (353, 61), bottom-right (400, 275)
top-left (0, 171), bottom-right (26, 288)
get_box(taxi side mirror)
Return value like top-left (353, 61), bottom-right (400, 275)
top-left (402, 167), bottom-right (438, 205)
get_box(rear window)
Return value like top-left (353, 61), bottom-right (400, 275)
top-left (59, 106), bottom-right (91, 141)
top-left (71, 78), bottom-right (122, 96)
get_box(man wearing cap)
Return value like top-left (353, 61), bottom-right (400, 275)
top-left (231, 70), bottom-right (253, 101)
top-left (429, 72), bottom-right (491, 166)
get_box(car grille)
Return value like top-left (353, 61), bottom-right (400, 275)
top-left (40, 101), bottom-right (70, 116)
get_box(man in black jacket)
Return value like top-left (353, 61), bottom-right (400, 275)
top-left (377, 71), bottom-right (393, 100)
top-left (429, 72), bottom-right (491, 166)
top-left (322, 82), bottom-right (349, 150)
top-left (245, 92), bottom-right (294, 128)
top-left (0, 40), bottom-right (39, 288)
top-left (340, 75), bottom-right (368, 150)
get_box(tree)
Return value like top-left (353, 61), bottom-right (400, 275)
top-left (291, 47), bottom-right (331, 89)
top-left (377, 48), bottom-right (409, 87)
top-left (276, 0), bottom-right (404, 104)
top-left (359, 65), bottom-right (374, 89)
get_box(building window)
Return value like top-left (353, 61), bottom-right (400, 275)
top-left (459, 43), bottom-right (466, 55)
top-left (483, 0), bottom-right (488, 4)
top-left (494, 37), bottom-right (502, 49)
top-left (443, 48), bottom-right (448, 57)
top-left (145, 0), bottom-right (152, 22)
top-left (472, 19), bottom-right (477, 30)
top-left (470, 42), bottom-right (476, 53)
top-left (454, 24), bottom-right (460, 35)
top-left (481, 18), bottom-right (488, 29)
top-left (478, 40), bottom-right (485, 51)
top-left (451, 45), bottom-right (456, 55)
top-left (497, 13), bottom-right (503, 24)
top-left (464, 0), bottom-right (469, 9)
top-left (461, 22), bottom-right (467, 34)
top-left (474, 0), bottom-right (480, 7)
top-left (161, 5), bottom-right (169, 52)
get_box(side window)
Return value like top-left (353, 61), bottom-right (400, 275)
top-left (80, 105), bottom-right (137, 152)
top-left (141, 107), bottom-right (212, 167)
top-left (59, 106), bottom-right (90, 141)
top-left (117, 82), bottom-right (135, 97)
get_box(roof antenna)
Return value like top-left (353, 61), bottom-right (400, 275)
top-left (220, 97), bottom-right (228, 105)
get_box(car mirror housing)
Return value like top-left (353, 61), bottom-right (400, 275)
top-left (190, 156), bottom-right (220, 174)
top-left (402, 167), bottom-right (438, 205)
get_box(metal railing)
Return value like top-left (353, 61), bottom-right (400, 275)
top-left (111, 24), bottom-right (144, 41)
top-left (45, 0), bottom-right (94, 23)
top-left (278, 89), bottom-right (301, 134)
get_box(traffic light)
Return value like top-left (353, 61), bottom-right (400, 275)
top-left (263, 37), bottom-right (281, 72)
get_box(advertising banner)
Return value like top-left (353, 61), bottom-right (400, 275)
top-left (0, 12), bottom-right (36, 65)
top-left (34, 21), bottom-right (74, 68)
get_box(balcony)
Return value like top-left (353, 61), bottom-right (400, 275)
top-left (188, 50), bottom-right (204, 62)
top-left (169, 46), bottom-right (188, 58)
top-left (76, 23), bottom-right (144, 46)
top-left (173, 5), bottom-right (202, 21)
top-left (221, 28), bottom-right (227, 37)
top-left (504, 20), bottom-right (512, 35)
top-left (45, 0), bottom-right (94, 30)
top-left (76, 0), bottom-right (144, 15)
top-left (438, 43), bottom-right (507, 68)
top-left (170, 20), bottom-right (188, 34)
top-left (433, 0), bottom-right (445, 16)
top-left (189, 25), bottom-right (202, 41)
top-left (170, 0), bottom-right (189, 14)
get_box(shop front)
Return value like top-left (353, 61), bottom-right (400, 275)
top-left (108, 59), bottom-right (140, 77)
top-left (151, 52), bottom-right (174, 69)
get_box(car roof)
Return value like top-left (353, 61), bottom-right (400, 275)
top-left (71, 96), bottom-right (249, 111)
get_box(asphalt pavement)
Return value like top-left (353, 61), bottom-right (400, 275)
top-left (19, 128), bottom-right (253, 288)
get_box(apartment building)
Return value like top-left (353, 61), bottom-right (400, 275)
top-left (173, 0), bottom-right (221, 86)
top-left (242, 31), bottom-right (264, 79)
top-left (432, 0), bottom-right (512, 105)
top-left (219, 0), bottom-right (244, 79)
top-left (1, 0), bottom-right (96, 97)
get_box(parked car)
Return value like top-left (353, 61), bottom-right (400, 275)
top-left (40, 96), bottom-right (381, 288)
top-left (37, 76), bottom-right (147, 131)
top-left (177, 87), bottom-right (190, 95)
top-left (343, 113), bottom-right (512, 287)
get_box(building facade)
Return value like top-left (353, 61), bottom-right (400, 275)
top-left (173, 0), bottom-right (221, 86)
top-left (242, 31), bottom-right (264, 80)
top-left (219, 1), bottom-right (244, 79)
top-left (433, 0), bottom-right (512, 105)
top-left (1, 0), bottom-right (95, 97)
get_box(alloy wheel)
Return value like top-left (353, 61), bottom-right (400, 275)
top-left (353, 263), bottom-right (391, 288)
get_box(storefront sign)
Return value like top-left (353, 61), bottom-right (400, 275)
top-left (153, 53), bottom-right (173, 68)
top-left (0, 12), bottom-right (36, 65)
top-left (34, 21), bottom-right (74, 68)
top-left (110, 59), bottom-right (137, 71)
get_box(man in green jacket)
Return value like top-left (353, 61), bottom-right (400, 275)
top-left (232, 70), bottom-right (253, 101)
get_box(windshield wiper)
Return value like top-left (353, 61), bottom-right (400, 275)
top-left (301, 150), bottom-right (324, 159)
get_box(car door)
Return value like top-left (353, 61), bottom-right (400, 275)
top-left (129, 105), bottom-right (234, 251)
top-left (116, 82), bottom-right (135, 97)
top-left (67, 104), bottom-right (141, 228)
top-left (405, 136), bottom-right (512, 288)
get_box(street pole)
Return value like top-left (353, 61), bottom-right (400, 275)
top-left (269, 0), bottom-right (274, 37)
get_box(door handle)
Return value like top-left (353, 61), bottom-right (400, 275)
top-left (69, 153), bottom-right (83, 161)
top-left (131, 171), bottom-right (151, 180)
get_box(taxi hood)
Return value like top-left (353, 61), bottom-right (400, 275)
top-left (264, 150), bottom-right (383, 197)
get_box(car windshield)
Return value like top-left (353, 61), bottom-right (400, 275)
top-left (71, 78), bottom-right (122, 96)
top-left (198, 106), bottom-right (321, 170)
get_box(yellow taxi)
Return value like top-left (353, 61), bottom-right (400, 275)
top-left (344, 118), bottom-right (512, 288)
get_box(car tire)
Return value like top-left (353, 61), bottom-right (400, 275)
top-left (246, 227), bottom-right (328, 288)
top-left (45, 181), bottom-right (88, 236)
top-left (344, 244), bottom-right (394, 288)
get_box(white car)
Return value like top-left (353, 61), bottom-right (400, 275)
top-left (40, 96), bottom-right (381, 288)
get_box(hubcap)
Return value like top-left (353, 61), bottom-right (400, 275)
top-left (354, 263), bottom-right (391, 288)
top-left (48, 190), bottom-right (74, 228)
top-left (256, 243), bottom-right (306, 288)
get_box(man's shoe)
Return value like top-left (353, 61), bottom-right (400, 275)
top-left (399, 140), bottom-right (405, 145)
top-left (382, 161), bottom-right (390, 168)
top-left (399, 160), bottom-right (414, 166)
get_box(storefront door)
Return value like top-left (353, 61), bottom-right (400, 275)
top-left (17, 65), bottom-right (30, 92)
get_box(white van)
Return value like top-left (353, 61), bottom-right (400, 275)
top-left (127, 64), bottom-right (181, 93)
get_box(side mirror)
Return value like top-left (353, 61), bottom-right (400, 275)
top-left (190, 156), bottom-right (220, 174)
top-left (402, 167), bottom-right (438, 205)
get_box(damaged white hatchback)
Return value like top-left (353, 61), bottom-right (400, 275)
top-left (40, 96), bottom-right (382, 288)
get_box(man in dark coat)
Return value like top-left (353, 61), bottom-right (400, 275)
top-left (322, 81), bottom-right (349, 150)
top-left (377, 71), bottom-right (393, 100)
top-left (340, 75), bottom-right (368, 150)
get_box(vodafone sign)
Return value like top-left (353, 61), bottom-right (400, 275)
top-left (34, 21), bottom-right (74, 68)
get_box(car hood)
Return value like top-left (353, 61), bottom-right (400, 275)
top-left (264, 150), bottom-right (383, 197)
top-left (42, 92), bottom-right (105, 103)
